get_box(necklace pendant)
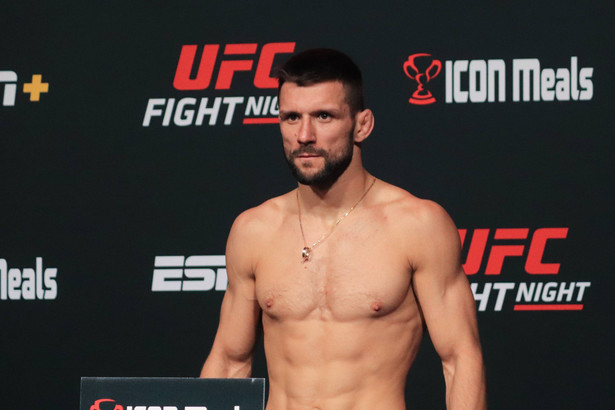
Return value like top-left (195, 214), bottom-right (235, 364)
top-left (302, 247), bottom-right (311, 262)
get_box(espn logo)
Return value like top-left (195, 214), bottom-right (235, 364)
top-left (152, 255), bottom-right (227, 292)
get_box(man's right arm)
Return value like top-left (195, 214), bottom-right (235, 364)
top-left (200, 211), bottom-right (262, 378)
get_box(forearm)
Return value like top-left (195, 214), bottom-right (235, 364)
top-left (200, 349), bottom-right (253, 378)
top-left (443, 350), bottom-right (487, 410)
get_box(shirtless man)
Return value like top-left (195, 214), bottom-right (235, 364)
top-left (201, 48), bottom-right (486, 410)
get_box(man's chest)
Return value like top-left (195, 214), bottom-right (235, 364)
top-left (254, 219), bottom-right (414, 321)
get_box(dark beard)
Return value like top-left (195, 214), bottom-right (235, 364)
top-left (285, 131), bottom-right (354, 190)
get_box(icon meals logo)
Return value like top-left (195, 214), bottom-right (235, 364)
top-left (403, 53), bottom-right (442, 105)
top-left (1, 257), bottom-right (57, 301)
top-left (403, 54), bottom-right (593, 105)
top-left (91, 399), bottom-right (123, 410)
top-left (143, 42), bottom-right (296, 127)
top-left (90, 398), bottom-right (241, 410)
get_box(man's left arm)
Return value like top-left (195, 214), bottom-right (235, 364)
top-left (411, 202), bottom-right (486, 410)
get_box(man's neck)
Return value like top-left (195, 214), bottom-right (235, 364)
top-left (296, 163), bottom-right (373, 220)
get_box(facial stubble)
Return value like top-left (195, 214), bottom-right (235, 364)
top-left (285, 129), bottom-right (355, 190)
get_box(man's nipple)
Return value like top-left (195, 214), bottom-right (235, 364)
top-left (370, 301), bottom-right (382, 312)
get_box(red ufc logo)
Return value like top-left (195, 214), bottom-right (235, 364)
top-left (173, 42), bottom-right (296, 90)
top-left (458, 228), bottom-right (568, 275)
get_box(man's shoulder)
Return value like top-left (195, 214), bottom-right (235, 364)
top-left (376, 181), bottom-right (457, 237)
top-left (226, 191), bottom-right (296, 268)
top-left (377, 181), bottom-right (447, 218)
top-left (231, 190), bottom-right (295, 235)
top-left (376, 181), bottom-right (461, 269)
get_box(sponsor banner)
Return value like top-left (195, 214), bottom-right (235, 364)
top-left (80, 377), bottom-right (265, 410)
top-left (143, 42), bottom-right (296, 127)
top-left (460, 227), bottom-right (590, 312)
top-left (403, 54), bottom-right (593, 105)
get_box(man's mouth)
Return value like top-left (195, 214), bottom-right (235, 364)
top-left (292, 148), bottom-right (325, 159)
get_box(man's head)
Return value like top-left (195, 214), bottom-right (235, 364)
top-left (276, 48), bottom-right (365, 116)
top-left (277, 49), bottom-right (373, 189)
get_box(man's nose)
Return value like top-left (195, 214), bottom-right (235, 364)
top-left (296, 117), bottom-right (315, 144)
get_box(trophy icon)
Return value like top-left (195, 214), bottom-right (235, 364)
top-left (403, 53), bottom-right (442, 105)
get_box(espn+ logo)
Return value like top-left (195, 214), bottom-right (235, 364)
top-left (143, 42), bottom-right (295, 127)
top-left (1, 71), bottom-right (49, 106)
top-left (151, 255), bottom-right (227, 292)
top-left (460, 227), bottom-right (591, 312)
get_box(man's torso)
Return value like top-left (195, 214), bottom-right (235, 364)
top-left (247, 182), bottom-right (430, 409)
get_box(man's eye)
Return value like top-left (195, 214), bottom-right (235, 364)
top-left (282, 113), bottom-right (299, 121)
top-left (318, 112), bottom-right (331, 120)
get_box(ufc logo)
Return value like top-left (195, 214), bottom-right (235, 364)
top-left (173, 42), bottom-right (296, 90)
top-left (0, 71), bottom-right (17, 106)
top-left (458, 228), bottom-right (568, 275)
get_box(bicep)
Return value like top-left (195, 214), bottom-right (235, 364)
top-left (211, 276), bottom-right (260, 359)
top-left (411, 205), bottom-right (480, 361)
top-left (208, 213), bottom-right (262, 363)
top-left (415, 267), bottom-right (479, 360)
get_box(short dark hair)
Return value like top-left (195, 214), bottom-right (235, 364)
top-left (276, 48), bottom-right (365, 114)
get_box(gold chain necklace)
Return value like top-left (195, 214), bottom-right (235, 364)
top-left (296, 177), bottom-right (377, 262)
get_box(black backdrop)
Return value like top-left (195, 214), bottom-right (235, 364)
top-left (1, 1), bottom-right (614, 409)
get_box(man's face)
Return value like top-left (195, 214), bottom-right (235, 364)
top-left (279, 81), bottom-right (356, 188)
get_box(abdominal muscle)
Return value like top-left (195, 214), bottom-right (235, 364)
top-left (262, 301), bottom-right (424, 410)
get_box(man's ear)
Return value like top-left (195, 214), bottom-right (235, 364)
top-left (353, 109), bottom-right (374, 143)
